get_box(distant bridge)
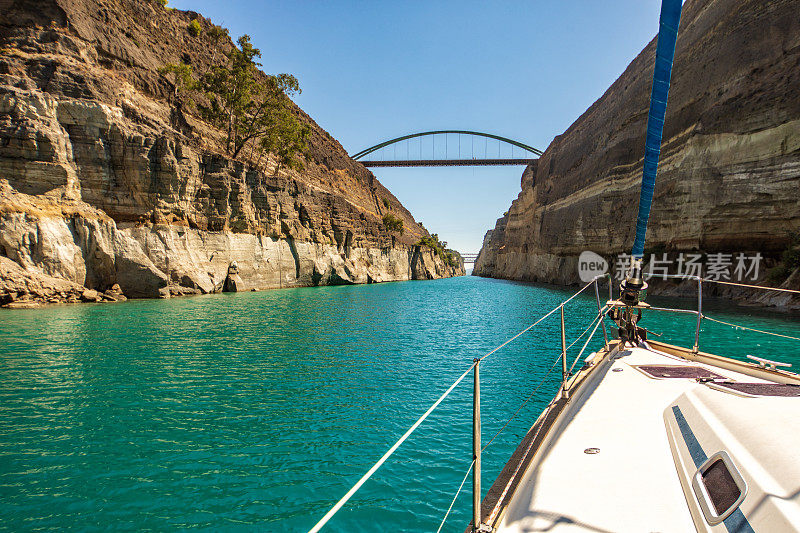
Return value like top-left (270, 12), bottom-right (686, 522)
top-left (460, 253), bottom-right (479, 264)
top-left (352, 131), bottom-right (542, 168)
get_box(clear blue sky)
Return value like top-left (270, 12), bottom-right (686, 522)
top-left (169, 0), bottom-right (662, 253)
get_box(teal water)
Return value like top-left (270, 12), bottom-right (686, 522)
top-left (1, 276), bottom-right (799, 532)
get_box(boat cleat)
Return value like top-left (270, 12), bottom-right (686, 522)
top-left (746, 354), bottom-right (792, 371)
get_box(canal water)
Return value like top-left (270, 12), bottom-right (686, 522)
top-left (1, 276), bottom-right (799, 531)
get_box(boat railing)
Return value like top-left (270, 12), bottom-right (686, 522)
top-left (640, 274), bottom-right (800, 350)
top-left (309, 276), bottom-right (611, 532)
top-left (309, 274), bottom-right (800, 533)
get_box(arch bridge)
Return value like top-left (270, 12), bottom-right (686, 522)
top-left (352, 130), bottom-right (542, 168)
top-left (460, 253), bottom-right (479, 264)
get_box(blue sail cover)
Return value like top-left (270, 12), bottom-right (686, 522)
top-left (631, 0), bottom-right (683, 258)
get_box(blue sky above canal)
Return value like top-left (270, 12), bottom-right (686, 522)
top-left (168, 0), bottom-right (663, 253)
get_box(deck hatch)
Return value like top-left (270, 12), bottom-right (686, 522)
top-left (637, 365), bottom-right (723, 380)
top-left (713, 382), bottom-right (800, 397)
top-left (691, 451), bottom-right (748, 525)
top-left (703, 460), bottom-right (740, 514)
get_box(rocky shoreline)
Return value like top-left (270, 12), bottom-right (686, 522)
top-left (0, 0), bottom-right (463, 309)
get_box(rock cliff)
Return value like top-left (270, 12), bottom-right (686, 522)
top-left (0, 0), bottom-right (463, 306)
top-left (475, 0), bottom-right (800, 309)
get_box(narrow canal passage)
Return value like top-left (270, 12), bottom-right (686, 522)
top-left (1, 276), bottom-right (798, 531)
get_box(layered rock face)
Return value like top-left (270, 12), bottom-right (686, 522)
top-left (475, 0), bottom-right (799, 308)
top-left (0, 0), bottom-right (462, 306)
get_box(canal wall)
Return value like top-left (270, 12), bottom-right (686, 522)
top-left (0, 0), bottom-right (463, 307)
top-left (474, 0), bottom-right (800, 310)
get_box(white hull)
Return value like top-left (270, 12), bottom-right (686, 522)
top-left (483, 341), bottom-right (800, 532)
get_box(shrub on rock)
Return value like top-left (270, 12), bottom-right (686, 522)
top-left (187, 20), bottom-right (201, 37)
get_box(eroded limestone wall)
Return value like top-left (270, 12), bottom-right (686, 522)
top-left (0, 0), bottom-right (463, 307)
top-left (475, 0), bottom-right (800, 309)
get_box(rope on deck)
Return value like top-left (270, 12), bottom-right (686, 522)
top-left (703, 315), bottom-right (800, 342)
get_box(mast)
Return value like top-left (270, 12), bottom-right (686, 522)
top-left (618, 0), bottom-right (683, 340)
top-left (631, 0), bottom-right (683, 261)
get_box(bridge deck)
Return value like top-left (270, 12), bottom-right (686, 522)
top-left (359, 159), bottom-right (536, 168)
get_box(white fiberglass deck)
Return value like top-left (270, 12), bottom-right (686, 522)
top-left (496, 345), bottom-right (777, 533)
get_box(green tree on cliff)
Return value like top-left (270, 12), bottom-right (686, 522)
top-left (187, 19), bottom-right (202, 37)
top-left (254, 104), bottom-right (310, 172)
top-left (159, 33), bottom-right (308, 172)
top-left (383, 213), bottom-right (404, 234)
top-left (198, 35), bottom-right (309, 165)
top-left (418, 233), bottom-right (458, 267)
top-left (158, 62), bottom-right (196, 100)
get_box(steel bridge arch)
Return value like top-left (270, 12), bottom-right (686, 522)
top-left (351, 130), bottom-right (543, 160)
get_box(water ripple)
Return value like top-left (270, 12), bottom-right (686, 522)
top-left (1, 277), bottom-right (798, 531)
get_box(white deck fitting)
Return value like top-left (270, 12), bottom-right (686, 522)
top-left (667, 384), bottom-right (800, 530)
top-left (496, 345), bottom-right (778, 533)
